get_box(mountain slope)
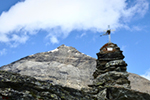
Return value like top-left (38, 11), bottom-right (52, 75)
top-left (0, 45), bottom-right (96, 89)
top-left (128, 73), bottom-right (150, 94)
top-left (0, 44), bottom-right (150, 94)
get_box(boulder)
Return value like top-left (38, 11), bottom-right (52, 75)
top-left (93, 71), bottom-right (130, 88)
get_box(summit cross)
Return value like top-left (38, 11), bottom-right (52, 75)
top-left (100, 25), bottom-right (115, 43)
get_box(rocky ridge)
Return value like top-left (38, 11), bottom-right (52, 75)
top-left (0, 44), bottom-right (96, 89)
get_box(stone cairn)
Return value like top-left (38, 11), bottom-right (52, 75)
top-left (92, 42), bottom-right (130, 89)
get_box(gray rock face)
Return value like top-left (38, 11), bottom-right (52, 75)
top-left (94, 60), bottom-right (127, 78)
top-left (0, 44), bottom-right (96, 89)
top-left (0, 70), bottom-right (94, 100)
top-left (93, 71), bottom-right (130, 88)
top-left (88, 86), bottom-right (150, 100)
top-left (128, 73), bottom-right (150, 94)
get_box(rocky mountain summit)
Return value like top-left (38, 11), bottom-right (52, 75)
top-left (0, 43), bottom-right (150, 99)
top-left (0, 44), bottom-right (96, 89)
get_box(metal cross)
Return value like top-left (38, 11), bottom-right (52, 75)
top-left (100, 25), bottom-right (115, 43)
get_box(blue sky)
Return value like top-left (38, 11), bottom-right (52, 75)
top-left (0, 0), bottom-right (150, 80)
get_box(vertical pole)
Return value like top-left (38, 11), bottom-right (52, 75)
top-left (109, 34), bottom-right (111, 43)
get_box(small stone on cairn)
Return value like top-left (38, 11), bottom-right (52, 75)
top-left (93, 42), bottom-right (130, 89)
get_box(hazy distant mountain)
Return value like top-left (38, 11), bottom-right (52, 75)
top-left (128, 73), bottom-right (150, 94)
top-left (0, 44), bottom-right (150, 94)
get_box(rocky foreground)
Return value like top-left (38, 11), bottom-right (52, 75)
top-left (0, 70), bottom-right (93, 100)
top-left (0, 70), bottom-right (150, 100)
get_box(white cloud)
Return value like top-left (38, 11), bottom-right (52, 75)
top-left (141, 69), bottom-right (150, 81)
top-left (80, 33), bottom-right (86, 38)
top-left (50, 36), bottom-right (59, 44)
top-left (132, 26), bottom-right (142, 31)
top-left (0, 0), bottom-right (149, 44)
top-left (0, 48), bottom-right (7, 56)
top-left (76, 32), bottom-right (87, 38)
top-left (11, 34), bottom-right (29, 43)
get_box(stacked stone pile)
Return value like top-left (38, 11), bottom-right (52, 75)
top-left (85, 43), bottom-right (150, 99)
top-left (93, 42), bottom-right (130, 88)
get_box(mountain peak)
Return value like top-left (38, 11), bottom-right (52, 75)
top-left (47, 44), bottom-right (68, 53)
top-left (0, 44), bottom-right (96, 89)
top-left (58, 44), bottom-right (67, 48)
top-left (48, 44), bottom-right (77, 53)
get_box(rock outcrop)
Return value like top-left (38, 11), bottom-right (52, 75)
top-left (0, 70), bottom-right (94, 100)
